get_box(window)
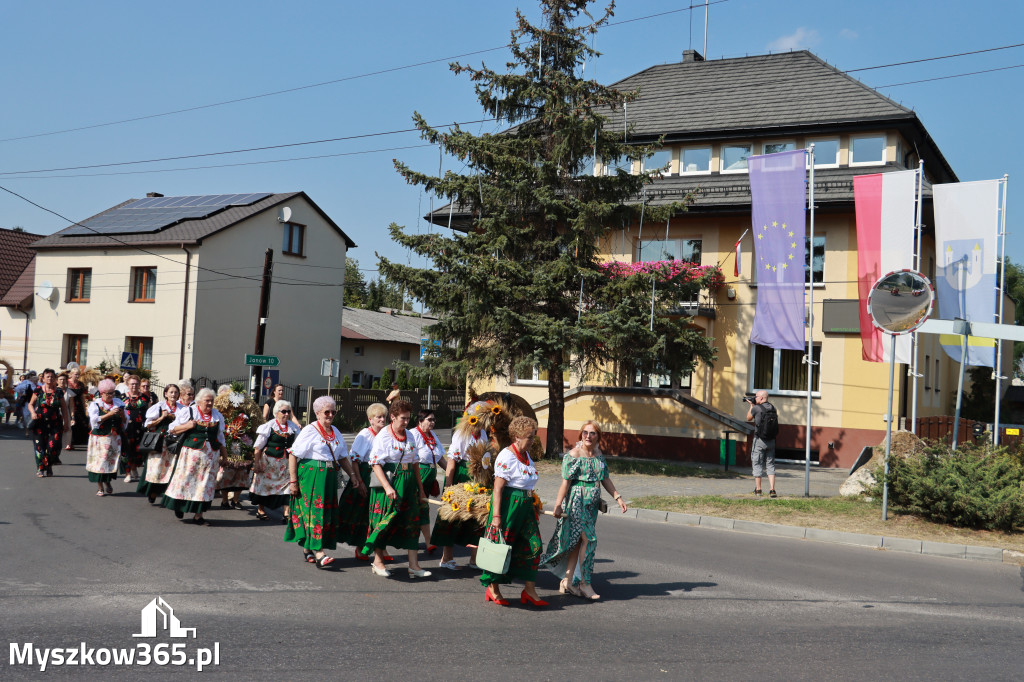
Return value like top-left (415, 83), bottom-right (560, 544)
top-left (633, 369), bottom-right (691, 390)
top-left (751, 343), bottom-right (821, 395)
top-left (638, 238), bottom-right (702, 264)
top-left (934, 358), bottom-right (940, 392)
top-left (680, 147), bottom-right (711, 174)
top-left (602, 155), bottom-right (632, 176)
top-left (720, 144), bottom-right (752, 173)
top-left (130, 267), bottom-right (156, 302)
top-left (806, 235), bottom-right (825, 285)
top-left (641, 149), bottom-right (672, 176)
top-left (850, 134), bottom-right (886, 166)
top-left (65, 334), bottom-right (88, 366)
top-left (353, 346), bottom-right (364, 356)
top-left (516, 365), bottom-right (571, 386)
top-left (578, 156), bottom-right (595, 177)
top-left (808, 138), bottom-right (839, 168)
top-left (924, 354), bottom-right (931, 390)
top-left (125, 337), bottom-right (153, 370)
top-left (400, 349), bottom-right (411, 362)
top-left (352, 371), bottom-right (363, 387)
top-left (67, 268), bottom-right (91, 302)
top-left (282, 222), bottom-right (305, 256)
top-left (763, 141), bottom-right (796, 155)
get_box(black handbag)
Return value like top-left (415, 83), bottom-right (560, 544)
top-left (164, 407), bottom-right (192, 455)
top-left (138, 430), bottom-right (164, 454)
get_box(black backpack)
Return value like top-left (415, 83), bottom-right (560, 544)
top-left (756, 403), bottom-right (779, 441)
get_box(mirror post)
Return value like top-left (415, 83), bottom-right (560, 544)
top-left (882, 332), bottom-right (896, 521)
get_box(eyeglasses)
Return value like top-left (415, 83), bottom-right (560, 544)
top-left (321, 410), bottom-right (336, 416)
top-left (581, 431), bottom-right (599, 438)
top-left (279, 410), bottom-right (292, 414)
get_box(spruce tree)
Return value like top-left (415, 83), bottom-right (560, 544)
top-left (380, 0), bottom-right (721, 455)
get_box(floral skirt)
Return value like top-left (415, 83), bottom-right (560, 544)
top-left (336, 461), bottom-right (371, 547)
top-left (86, 433), bottom-right (121, 483)
top-left (430, 461), bottom-right (483, 546)
top-left (480, 487), bottom-right (542, 587)
top-left (249, 454), bottom-right (290, 509)
top-left (361, 467), bottom-right (420, 553)
top-left (284, 459), bottom-right (339, 551)
top-left (137, 446), bottom-right (179, 498)
top-left (539, 480), bottom-right (602, 584)
top-left (161, 444), bottom-right (218, 513)
top-left (216, 461), bottom-right (252, 492)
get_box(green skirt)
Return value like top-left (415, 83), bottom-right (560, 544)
top-left (480, 487), bottom-right (542, 587)
top-left (336, 461), bottom-right (372, 546)
top-left (361, 465), bottom-right (421, 553)
top-left (136, 459), bottom-right (171, 499)
top-left (429, 460), bottom-right (483, 546)
top-left (418, 464), bottom-right (438, 520)
top-left (160, 498), bottom-right (212, 514)
top-left (88, 471), bottom-right (117, 483)
top-left (284, 459), bottom-right (340, 551)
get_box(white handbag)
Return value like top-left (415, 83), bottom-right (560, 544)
top-left (476, 529), bottom-right (512, 574)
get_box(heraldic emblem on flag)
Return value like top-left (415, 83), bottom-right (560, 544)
top-left (748, 150), bottom-right (808, 352)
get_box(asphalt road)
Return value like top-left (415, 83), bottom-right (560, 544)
top-left (1, 429), bottom-right (1023, 680)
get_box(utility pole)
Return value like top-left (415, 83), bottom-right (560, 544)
top-left (251, 248), bottom-right (274, 399)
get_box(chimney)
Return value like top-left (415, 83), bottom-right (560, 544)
top-left (682, 49), bottom-right (704, 63)
top-left (146, 192), bottom-right (164, 198)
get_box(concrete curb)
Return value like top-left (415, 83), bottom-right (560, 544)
top-left (619, 505), bottom-right (1023, 565)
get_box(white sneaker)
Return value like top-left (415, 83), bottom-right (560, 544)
top-left (439, 560), bottom-right (461, 571)
top-left (124, 474), bottom-right (133, 483)
top-left (408, 568), bottom-right (432, 578)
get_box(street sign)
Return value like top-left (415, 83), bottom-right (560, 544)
top-left (261, 369), bottom-right (280, 395)
top-left (245, 354), bottom-right (280, 367)
top-left (419, 338), bottom-right (442, 361)
top-left (321, 358), bottom-right (339, 377)
top-left (119, 352), bottom-right (139, 371)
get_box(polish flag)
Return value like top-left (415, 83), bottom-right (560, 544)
top-left (734, 237), bottom-right (742, 277)
top-left (853, 170), bottom-right (918, 363)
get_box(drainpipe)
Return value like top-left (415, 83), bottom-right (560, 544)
top-left (179, 245), bottom-right (192, 378)
top-left (19, 303), bottom-right (30, 370)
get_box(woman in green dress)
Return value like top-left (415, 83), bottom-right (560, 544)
top-left (482, 416), bottom-right (547, 607)
top-left (361, 400), bottom-right (431, 579)
top-left (337, 402), bottom-right (388, 559)
top-left (539, 421), bottom-right (628, 600)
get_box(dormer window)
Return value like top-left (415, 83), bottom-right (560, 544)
top-left (641, 149), bottom-right (672, 176)
top-left (808, 138), bottom-right (840, 168)
top-left (680, 147), bottom-right (711, 175)
top-left (850, 134), bottom-right (886, 166)
top-left (602, 156), bottom-right (632, 176)
top-left (763, 141), bottom-right (796, 155)
top-left (721, 144), bottom-right (752, 173)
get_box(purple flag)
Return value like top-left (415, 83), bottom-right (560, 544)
top-left (749, 150), bottom-right (808, 351)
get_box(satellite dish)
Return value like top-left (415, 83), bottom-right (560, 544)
top-left (279, 206), bottom-right (292, 223)
top-left (36, 280), bottom-right (56, 301)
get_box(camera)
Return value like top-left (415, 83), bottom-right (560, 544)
top-left (742, 396), bottom-right (754, 404)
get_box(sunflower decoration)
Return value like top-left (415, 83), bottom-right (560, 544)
top-left (213, 382), bottom-right (260, 470)
top-left (532, 491), bottom-right (544, 518)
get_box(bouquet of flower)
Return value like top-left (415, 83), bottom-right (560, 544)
top-left (213, 383), bottom-right (260, 469)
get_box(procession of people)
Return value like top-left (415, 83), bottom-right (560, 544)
top-left (10, 367), bottom-right (629, 604)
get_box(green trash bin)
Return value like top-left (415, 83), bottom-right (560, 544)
top-left (719, 433), bottom-right (737, 468)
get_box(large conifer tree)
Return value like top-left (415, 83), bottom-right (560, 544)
top-left (380, 0), bottom-right (721, 454)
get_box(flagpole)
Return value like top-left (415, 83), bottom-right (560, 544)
top-left (910, 160), bottom-right (924, 436)
top-left (804, 145), bottom-right (815, 498)
top-left (994, 174), bottom-right (1009, 445)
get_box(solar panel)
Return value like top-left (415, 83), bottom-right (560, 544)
top-left (63, 192), bottom-right (272, 236)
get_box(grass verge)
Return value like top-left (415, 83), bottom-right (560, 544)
top-left (633, 494), bottom-right (1024, 552)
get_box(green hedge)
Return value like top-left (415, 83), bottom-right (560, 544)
top-left (876, 442), bottom-right (1024, 531)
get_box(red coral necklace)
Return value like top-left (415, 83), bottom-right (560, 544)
top-left (315, 421), bottom-right (335, 443)
top-left (510, 444), bottom-right (530, 466)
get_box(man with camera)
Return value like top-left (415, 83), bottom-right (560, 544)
top-left (744, 390), bottom-right (779, 498)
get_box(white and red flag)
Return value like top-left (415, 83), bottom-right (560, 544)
top-left (853, 169), bottom-right (918, 363)
top-left (734, 236), bottom-right (742, 277)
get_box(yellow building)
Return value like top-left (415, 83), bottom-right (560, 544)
top-left (429, 50), bottom-right (1013, 469)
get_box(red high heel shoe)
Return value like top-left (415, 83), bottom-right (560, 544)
top-left (485, 587), bottom-right (509, 606)
top-left (520, 591), bottom-right (549, 607)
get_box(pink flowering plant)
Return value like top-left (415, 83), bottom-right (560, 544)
top-left (600, 260), bottom-right (725, 289)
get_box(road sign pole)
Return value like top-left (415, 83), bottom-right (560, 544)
top-left (251, 248), bottom-right (274, 399)
top-left (882, 332), bottom-right (896, 521)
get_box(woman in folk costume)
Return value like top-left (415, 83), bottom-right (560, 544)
top-left (411, 408), bottom-right (446, 556)
top-left (250, 399), bottom-right (300, 522)
top-left (540, 421), bottom-right (628, 601)
top-left (85, 378), bottom-right (124, 496)
top-left (431, 401), bottom-right (490, 570)
top-left (161, 388), bottom-right (226, 525)
top-left (137, 383), bottom-right (182, 503)
top-left (482, 416), bottom-right (547, 607)
top-left (64, 365), bottom-right (90, 450)
top-left (120, 374), bottom-right (151, 484)
top-left (27, 368), bottom-right (71, 477)
top-left (337, 402), bottom-right (388, 561)
top-left (285, 396), bottom-right (363, 569)
top-left (361, 399), bottom-right (431, 579)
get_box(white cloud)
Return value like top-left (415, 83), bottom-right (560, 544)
top-left (839, 28), bottom-right (859, 40)
top-left (767, 27), bottom-right (821, 52)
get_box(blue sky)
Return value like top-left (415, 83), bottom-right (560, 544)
top-left (2, 0), bottom-right (1022, 282)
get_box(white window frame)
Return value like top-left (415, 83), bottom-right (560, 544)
top-left (849, 133), bottom-right (887, 167)
top-left (807, 137), bottom-right (840, 169)
top-left (641, 148), bottom-right (673, 176)
top-left (602, 156), bottom-right (633, 176)
top-left (720, 143), bottom-right (753, 174)
top-left (762, 140), bottom-right (797, 156)
top-left (750, 343), bottom-right (822, 397)
top-left (513, 365), bottom-right (571, 387)
top-left (679, 146), bottom-right (712, 175)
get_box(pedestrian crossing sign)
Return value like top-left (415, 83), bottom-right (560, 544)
top-left (120, 352), bottom-right (139, 370)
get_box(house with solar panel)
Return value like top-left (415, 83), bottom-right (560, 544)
top-left (26, 192), bottom-right (355, 393)
top-left (428, 49), bottom-right (1014, 469)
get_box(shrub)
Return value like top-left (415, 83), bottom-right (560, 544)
top-left (876, 441), bottom-right (1024, 531)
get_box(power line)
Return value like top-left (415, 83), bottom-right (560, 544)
top-left (846, 41), bottom-right (1024, 72)
top-left (0, 2), bottom-right (727, 145)
top-left (874, 63), bottom-right (1024, 88)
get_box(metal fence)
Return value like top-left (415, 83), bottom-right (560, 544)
top-left (914, 415), bottom-right (1024, 449)
top-left (305, 388), bottom-right (464, 428)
